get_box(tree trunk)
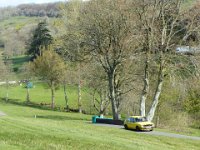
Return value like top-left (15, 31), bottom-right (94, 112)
top-left (147, 57), bottom-right (164, 122)
top-left (5, 79), bottom-right (9, 102)
top-left (78, 71), bottom-right (82, 113)
top-left (108, 73), bottom-right (119, 120)
top-left (99, 112), bottom-right (104, 118)
top-left (99, 93), bottom-right (104, 117)
top-left (147, 80), bottom-right (163, 122)
top-left (155, 104), bottom-right (160, 128)
top-left (26, 88), bottom-right (30, 103)
top-left (140, 54), bottom-right (149, 117)
top-left (51, 81), bottom-right (55, 110)
top-left (64, 83), bottom-right (69, 111)
top-left (140, 27), bottom-right (151, 117)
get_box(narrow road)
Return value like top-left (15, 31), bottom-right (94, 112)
top-left (94, 123), bottom-right (200, 140)
top-left (142, 130), bottom-right (200, 140)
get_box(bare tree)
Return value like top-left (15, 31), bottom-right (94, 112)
top-left (20, 63), bottom-right (33, 103)
top-left (134, 0), bottom-right (200, 121)
top-left (92, 89), bottom-right (110, 118)
top-left (84, 63), bottom-right (110, 117)
top-left (0, 55), bottom-right (14, 102)
top-left (61, 0), bottom-right (136, 120)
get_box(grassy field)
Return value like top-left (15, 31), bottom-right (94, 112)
top-left (0, 55), bottom-right (97, 113)
top-left (0, 55), bottom-right (199, 139)
top-left (0, 16), bottom-right (40, 31)
top-left (0, 100), bottom-right (199, 150)
top-left (9, 55), bottom-right (31, 72)
top-left (0, 82), bottom-right (94, 113)
top-left (1, 81), bottom-right (200, 137)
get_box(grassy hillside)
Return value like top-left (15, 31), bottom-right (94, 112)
top-left (0, 101), bottom-right (199, 150)
top-left (0, 16), bottom-right (40, 30)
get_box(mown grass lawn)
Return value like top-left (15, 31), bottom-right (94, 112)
top-left (0, 101), bottom-right (199, 150)
top-left (0, 82), bottom-right (93, 113)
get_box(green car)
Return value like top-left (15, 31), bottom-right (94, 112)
top-left (124, 116), bottom-right (154, 131)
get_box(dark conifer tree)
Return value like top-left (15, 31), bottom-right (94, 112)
top-left (27, 21), bottom-right (53, 59)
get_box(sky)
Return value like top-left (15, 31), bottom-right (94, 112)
top-left (0, 0), bottom-right (67, 7)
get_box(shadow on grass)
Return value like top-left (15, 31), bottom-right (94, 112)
top-left (0, 97), bottom-right (88, 114)
top-left (0, 97), bottom-right (62, 112)
top-left (36, 115), bottom-right (87, 121)
top-left (0, 97), bottom-right (91, 121)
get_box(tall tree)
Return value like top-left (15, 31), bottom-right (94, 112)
top-left (0, 56), bottom-right (14, 102)
top-left (57, 1), bottom-right (84, 113)
top-left (31, 46), bottom-right (66, 109)
top-left (20, 63), bottom-right (34, 103)
top-left (61, 0), bottom-right (136, 120)
top-left (134, 0), bottom-right (200, 121)
top-left (85, 63), bottom-right (110, 117)
top-left (27, 21), bottom-right (53, 59)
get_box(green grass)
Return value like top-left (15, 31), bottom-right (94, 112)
top-left (10, 55), bottom-right (31, 70)
top-left (0, 101), bottom-right (199, 150)
top-left (0, 16), bottom-right (40, 30)
top-left (0, 82), bottom-right (95, 113)
top-left (0, 82), bottom-right (199, 138)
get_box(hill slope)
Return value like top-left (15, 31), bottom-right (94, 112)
top-left (0, 101), bottom-right (199, 150)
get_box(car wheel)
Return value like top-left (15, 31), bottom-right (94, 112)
top-left (150, 128), bottom-right (153, 131)
top-left (136, 126), bottom-right (140, 131)
top-left (124, 124), bottom-right (128, 130)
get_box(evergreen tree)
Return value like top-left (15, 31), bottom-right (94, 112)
top-left (27, 21), bottom-right (53, 59)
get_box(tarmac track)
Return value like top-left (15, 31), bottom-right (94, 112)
top-left (94, 123), bottom-right (200, 140)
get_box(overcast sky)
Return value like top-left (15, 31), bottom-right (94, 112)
top-left (0, 0), bottom-right (66, 7)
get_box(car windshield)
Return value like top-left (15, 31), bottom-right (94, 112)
top-left (135, 117), bottom-right (147, 122)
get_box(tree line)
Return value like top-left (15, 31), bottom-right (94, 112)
top-left (0, 2), bottom-right (62, 19)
